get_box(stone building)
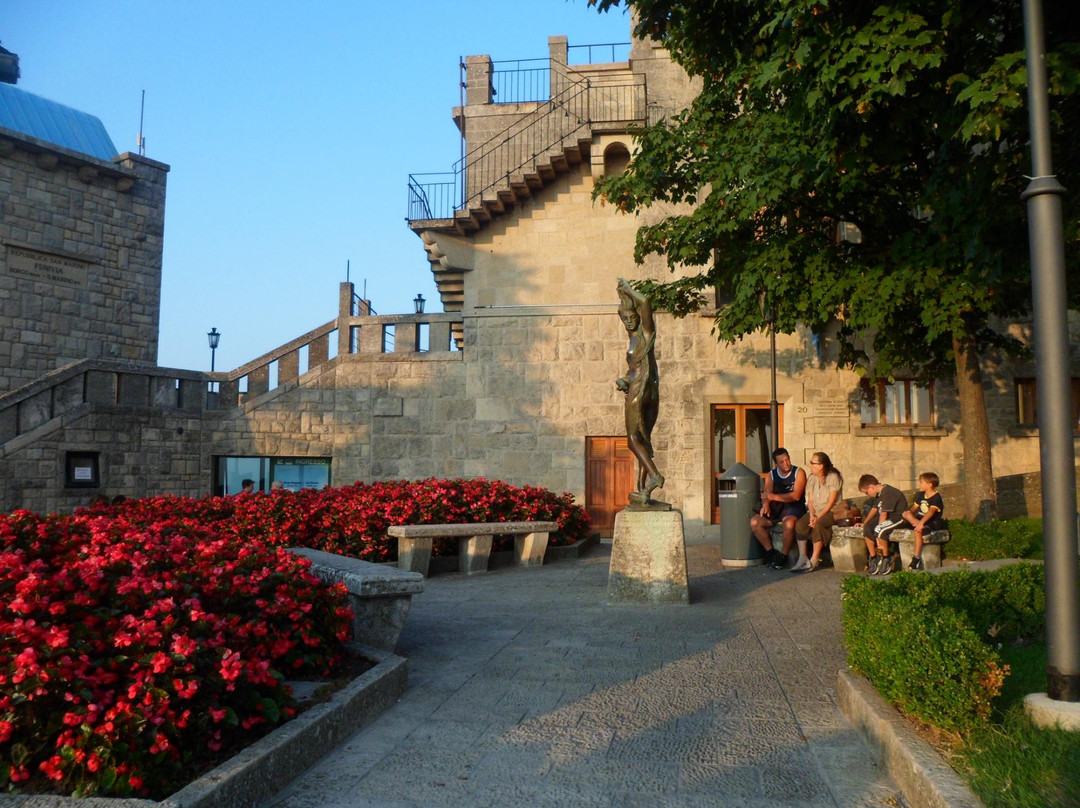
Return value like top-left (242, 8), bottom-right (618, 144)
top-left (0, 28), bottom-right (1076, 537)
top-left (0, 60), bottom-right (169, 393)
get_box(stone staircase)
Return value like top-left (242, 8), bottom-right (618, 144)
top-left (408, 72), bottom-right (645, 239)
top-left (449, 134), bottom-right (593, 235)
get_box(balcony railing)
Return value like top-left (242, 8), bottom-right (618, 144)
top-left (408, 72), bottom-right (645, 223)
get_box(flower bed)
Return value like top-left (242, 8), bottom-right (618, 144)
top-left (86, 478), bottom-right (592, 561)
top-left (0, 509), bottom-right (352, 799)
top-left (0, 478), bottom-right (589, 798)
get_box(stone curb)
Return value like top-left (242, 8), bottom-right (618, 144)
top-left (543, 532), bottom-right (599, 561)
top-left (1, 643), bottom-right (407, 808)
top-left (837, 668), bottom-right (985, 808)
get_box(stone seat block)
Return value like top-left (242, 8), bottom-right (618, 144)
top-left (387, 521), bottom-right (558, 577)
top-left (767, 523), bottom-right (796, 564)
top-left (831, 526), bottom-right (869, 573)
top-left (287, 547), bottom-right (424, 651)
top-left (889, 528), bottom-right (950, 570)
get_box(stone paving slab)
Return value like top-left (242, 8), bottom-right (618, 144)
top-left (263, 544), bottom-right (906, 808)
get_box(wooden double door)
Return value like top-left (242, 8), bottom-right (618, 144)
top-left (585, 437), bottom-right (635, 537)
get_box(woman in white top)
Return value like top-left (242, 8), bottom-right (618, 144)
top-left (792, 452), bottom-right (843, 572)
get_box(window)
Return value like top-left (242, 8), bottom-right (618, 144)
top-left (1015, 378), bottom-right (1080, 430)
top-left (213, 456), bottom-right (332, 496)
top-left (65, 451), bottom-right (100, 488)
top-left (860, 379), bottom-right (934, 426)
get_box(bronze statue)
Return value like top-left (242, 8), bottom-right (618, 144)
top-left (616, 277), bottom-right (664, 505)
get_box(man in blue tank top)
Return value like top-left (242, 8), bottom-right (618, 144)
top-left (750, 447), bottom-right (808, 569)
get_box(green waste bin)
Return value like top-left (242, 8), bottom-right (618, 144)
top-left (718, 463), bottom-right (762, 562)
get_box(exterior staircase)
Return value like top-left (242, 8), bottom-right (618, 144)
top-left (407, 69), bottom-right (646, 239)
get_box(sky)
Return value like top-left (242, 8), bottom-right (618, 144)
top-left (4, 1), bottom-right (631, 372)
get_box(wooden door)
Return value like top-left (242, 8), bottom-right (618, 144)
top-left (585, 436), bottom-right (635, 537)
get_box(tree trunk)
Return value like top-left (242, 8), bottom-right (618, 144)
top-left (953, 330), bottom-right (998, 522)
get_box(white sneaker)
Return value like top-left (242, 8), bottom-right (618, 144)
top-left (790, 556), bottom-right (810, 572)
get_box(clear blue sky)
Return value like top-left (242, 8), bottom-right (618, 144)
top-left (4, 1), bottom-right (630, 372)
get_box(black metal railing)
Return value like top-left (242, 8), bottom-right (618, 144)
top-left (407, 72), bottom-right (645, 223)
top-left (492, 58), bottom-right (551, 104)
top-left (568, 42), bottom-right (631, 64)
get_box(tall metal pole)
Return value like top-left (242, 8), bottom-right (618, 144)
top-left (770, 320), bottom-right (778, 454)
top-left (1021, 0), bottom-right (1080, 702)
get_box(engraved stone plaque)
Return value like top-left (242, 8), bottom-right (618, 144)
top-left (5, 245), bottom-right (90, 289)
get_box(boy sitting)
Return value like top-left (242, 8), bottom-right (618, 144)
top-left (857, 474), bottom-right (909, 576)
top-left (903, 471), bottom-right (945, 570)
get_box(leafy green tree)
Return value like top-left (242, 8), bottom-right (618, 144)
top-left (589, 0), bottom-right (1080, 520)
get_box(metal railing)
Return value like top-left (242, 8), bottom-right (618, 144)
top-left (568, 42), bottom-right (631, 64)
top-left (408, 72), bottom-right (645, 223)
top-left (492, 59), bottom-right (551, 104)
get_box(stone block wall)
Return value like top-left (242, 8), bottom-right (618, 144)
top-left (0, 406), bottom-right (205, 514)
top-left (0, 131), bottom-right (168, 392)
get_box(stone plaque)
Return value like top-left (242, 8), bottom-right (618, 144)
top-left (4, 245), bottom-right (90, 289)
top-left (809, 400), bottom-right (850, 418)
top-left (814, 416), bottom-right (851, 434)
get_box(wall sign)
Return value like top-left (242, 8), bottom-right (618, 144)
top-left (4, 245), bottom-right (90, 289)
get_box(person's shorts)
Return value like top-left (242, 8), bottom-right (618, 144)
top-left (768, 501), bottom-right (807, 521)
top-left (864, 517), bottom-right (905, 541)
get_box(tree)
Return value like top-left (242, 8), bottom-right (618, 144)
top-left (590, 0), bottom-right (1080, 520)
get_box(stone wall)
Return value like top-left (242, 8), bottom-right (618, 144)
top-left (0, 129), bottom-right (168, 392)
top-left (1, 406), bottom-right (205, 514)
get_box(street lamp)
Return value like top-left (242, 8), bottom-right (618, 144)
top-left (1020, 0), bottom-right (1080, 712)
top-left (759, 294), bottom-right (779, 455)
top-left (413, 294), bottom-right (426, 315)
top-left (207, 327), bottom-right (220, 372)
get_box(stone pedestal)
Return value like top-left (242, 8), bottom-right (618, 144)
top-left (608, 509), bottom-right (689, 604)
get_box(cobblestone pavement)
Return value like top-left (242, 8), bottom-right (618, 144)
top-left (264, 544), bottom-right (906, 808)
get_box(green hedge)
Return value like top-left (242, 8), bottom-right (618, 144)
top-left (946, 518), bottom-right (1042, 560)
top-left (841, 564), bottom-right (1045, 731)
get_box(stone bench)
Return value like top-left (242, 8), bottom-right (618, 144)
top-left (287, 547), bottom-right (424, 651)
top-left (387, 521), bottom-right (558, 577)
top-left (828, 526), bottom-right (950, 572)
top-left (891, 528), bottom-right (950, 570)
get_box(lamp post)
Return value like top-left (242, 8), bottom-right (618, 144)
top-left (207, 327), bottom-right (220, 373)
top-left (759, 294), bottom-right (779, 455)
top-left (413, 294), bottom-right (426, 315)
top-left (1020, 0), bottom-right (1080, 709)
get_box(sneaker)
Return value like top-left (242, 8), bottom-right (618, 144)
top-left (770, 553), bottom-right (788, 570)
top-left (867, 555), bottom-right (881, 575)
top-left (909, 556), bottom-right (924, 571)
top-left (879, 556), bottom-right (894, 577)
top-left (790, 556), bottom-right (810, 572)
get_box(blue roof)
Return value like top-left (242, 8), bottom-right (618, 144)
top-left (0, 83), bottom-right (118, 161)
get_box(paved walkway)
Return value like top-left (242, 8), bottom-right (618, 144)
top-left (264, 544), bottom-right (906, 808)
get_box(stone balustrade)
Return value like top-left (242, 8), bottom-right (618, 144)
top-left (1, 282), bottom-right (465, 448)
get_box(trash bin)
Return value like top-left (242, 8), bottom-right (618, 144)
top-left (718, 462), bottom-right (763, 563)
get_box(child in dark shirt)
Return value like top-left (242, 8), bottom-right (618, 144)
top-left (903, 471), bottom-right (945, 571)
top-left (857, 474), bottom-right (909, 576)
